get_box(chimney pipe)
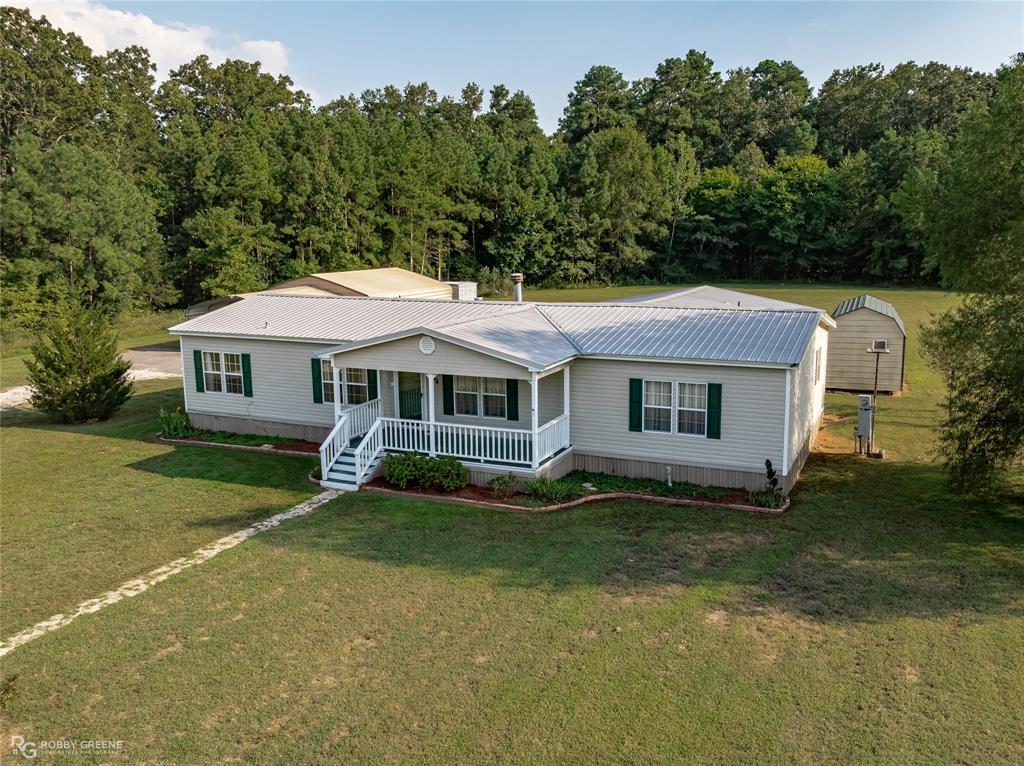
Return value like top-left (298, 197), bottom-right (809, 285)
top-left (511, 273), bottom-right (524, 303)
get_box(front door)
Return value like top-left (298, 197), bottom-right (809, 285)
top-left (398, 372), bottom-right (422, 420)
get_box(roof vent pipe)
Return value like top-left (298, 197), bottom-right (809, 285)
top-left (511, 273), bottom-right (524, 303)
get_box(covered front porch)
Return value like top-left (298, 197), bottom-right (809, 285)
top-left (318, 353), bottom-right (572, 490)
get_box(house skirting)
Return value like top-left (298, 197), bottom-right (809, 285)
top-left (188, 412), bottom-right (331, 444)
top-left (186, 412), bottom-right (817, 493)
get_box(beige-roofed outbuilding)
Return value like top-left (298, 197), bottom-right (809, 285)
top-left (185, 267), bottom-right (453, 317)
top-left (269, 268), bottom-right (452, 300)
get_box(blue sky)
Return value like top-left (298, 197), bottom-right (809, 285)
top-left (26, 2), bottom-right (1024, 132)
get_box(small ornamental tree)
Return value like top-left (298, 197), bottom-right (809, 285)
top-left (25, 302), bottom-right (134, 423)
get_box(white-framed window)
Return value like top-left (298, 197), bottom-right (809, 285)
top-left (643, 380), bottom-right (673, 432)
top-left (814, 348), bottom-right (822, 384)
top-left (346, 368), bottom-right (369, 405)
top-left (643, 379), bottom-right (707, 436)
top-left (202, 351), bottom-right (243, 395)
top-left (454, 376), bottom-right (507, 418)
top-left (454, 375), bottom-right (479, 416)
top-left (482, 377), bottom-right (507, 419)
top-left (320, 362), bottom-right (369, 405)
top-left (321, 359), bottom-right (335, 403)
top-left (677, 382), bottom-right (707, 436)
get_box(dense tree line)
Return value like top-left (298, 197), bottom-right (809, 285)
top-left (0, 7), bottom-right (1011, 322)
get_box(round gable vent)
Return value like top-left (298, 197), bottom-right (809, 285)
top-left (419, 336), bottom-right (436, 355)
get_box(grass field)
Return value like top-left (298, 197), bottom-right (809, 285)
top-left (2, 285), bottom-right (1022, 764)
top-left (0, 310), bottom-right (181, 390)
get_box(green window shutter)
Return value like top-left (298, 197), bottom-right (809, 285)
top-left (442, 375), bottom-right (454, 416)
top-left (193, 349), bottom-right (205, 393)
top-left (311, 358), bottom-right (323, 404)
top-left (506, 379), bottom-right (519, 421)
top-left (241, 354), bottom-right (253, 397)
top-left (628, 378), bottom-right (643, 432)
top-left (368, 369), bottom-right (378, 400)
top-left (706, 383), bottom-right (722, 439)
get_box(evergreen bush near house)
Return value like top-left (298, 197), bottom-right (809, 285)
top-left (25, 302), bottom-right (134, 423)
top-left (157, 407), bottom-right (195, 438)
top-left (381, 453), bottom-right (469, 492)
top-left (419, 456), bottom-right (469, 492)
top-left (381, 453), bottom-right (425, 489)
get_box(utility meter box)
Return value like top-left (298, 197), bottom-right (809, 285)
top-left (855, 394), bottom-right (875, 453)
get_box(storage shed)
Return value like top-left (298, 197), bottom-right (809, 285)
top-left (825, 295), bottom-right (906, 393)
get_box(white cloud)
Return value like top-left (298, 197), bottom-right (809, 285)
top-left (14, 1), bottom-right (318, 100)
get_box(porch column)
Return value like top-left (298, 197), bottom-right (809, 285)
top-left (332, 363), bottom-right (342, 422)
top-left (530, 372), bottom-right (539, 469)
top-left (392, 371), bottom-right (400, 419)
top-left (426, 372), bottom-right (437, 456)
top-left (563, 365), bottom-right (570, 426)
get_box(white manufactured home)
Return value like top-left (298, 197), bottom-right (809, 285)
top-left (169, 288), bottom-right (833, 493)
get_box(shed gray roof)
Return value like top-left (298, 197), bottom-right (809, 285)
top-left (171, 293), bottom-right (827, 370)
top-left (833, 295), bottom-right (905, 334)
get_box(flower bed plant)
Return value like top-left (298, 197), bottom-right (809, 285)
top-left (381, 453), bottom-right (469, 492)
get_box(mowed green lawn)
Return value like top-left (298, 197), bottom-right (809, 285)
top-left (2, 286), bottom-right (1023, 764)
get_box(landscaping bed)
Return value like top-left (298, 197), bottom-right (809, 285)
top-left (179, 430), bottom-right (320, 453)
top-left (367, 466), bottom-right (785, 513)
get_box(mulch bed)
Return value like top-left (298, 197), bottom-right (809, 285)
top-left (356, 477), bottom-right (788, 515)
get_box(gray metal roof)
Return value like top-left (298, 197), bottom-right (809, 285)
top-left (833, 295), bottom-right (905, 334)
top-left (636, 285), bottom-right (820, 312)
top-left (436, 307), bottom-right (579, 368)
top-left (171, 293), bottom-right (826, 368)
top-left (170, 294), bottom-right (511, 343)
top-left (538, 304), bottom-right (820, 366)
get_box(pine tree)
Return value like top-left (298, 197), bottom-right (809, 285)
top-left (25, 302), bottom-right (134, 423)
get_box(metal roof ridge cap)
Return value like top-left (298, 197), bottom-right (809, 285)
top-left (534, 305), bottom-right (585, 354)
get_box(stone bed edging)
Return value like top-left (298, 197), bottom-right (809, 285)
top-left (158, 434), bottom-right (317, 458)
top-left (358, 483), bottom-right (790, 515)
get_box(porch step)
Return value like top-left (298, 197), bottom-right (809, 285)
top-left (324, 448), bottom-right (381, 487)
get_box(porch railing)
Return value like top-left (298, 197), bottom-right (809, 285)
top-left (345, 398), bottom-right (381, 437)
top-left (353, 419), bottom-right (384, 483)
top-left (319, 414), bottom-right (350, 480)
top-left (536, 413), bottom-right (570, 464)
top-left (375, 416), bottom-right (568, 468)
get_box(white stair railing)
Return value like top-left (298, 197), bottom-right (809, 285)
top-left (353, 419), bottom-right (383, 484)
top-left (319, 414), bottom-right (350, 480)
top-left (346, 398), bottom-right (381, 437)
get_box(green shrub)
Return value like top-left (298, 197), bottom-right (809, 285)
top-left (487, 473), bottom-right (518, 500)
top-left (310, 459), bottom-right (322, 480)
top-left (749, 459), bottom-right (785, 508)
top-left (25, 301), bottom-right (133, 423)
top-left (381, 452), bottom-right (425, 489)
top-left (525, 477), bottom-right (574, 504)
top-left (157, 407), bottom-right (195, 438)
top-left (419, 455), bottom-right (469, 492)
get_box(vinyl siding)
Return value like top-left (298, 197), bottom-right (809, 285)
top-left (570, 358), bottom-right (787, 474)
top-left (788, 325), bottom-right (828, 475)
top-left (331, 335), bottom-right (527, 379)
top-left (825, 309), bottom-right (904, 391)
top-left (180, 335), bottom-right (337, 428)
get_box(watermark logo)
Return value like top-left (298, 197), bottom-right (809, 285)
top-left (9, 735), bottom-right (124, 759)
top-left (10, 736), bottom-right (36, 759)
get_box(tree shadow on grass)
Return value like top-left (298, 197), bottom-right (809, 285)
top-left (5, 387), bottom-right (316, 492)
top-left (253, 453), bottom-right (1024, 625)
